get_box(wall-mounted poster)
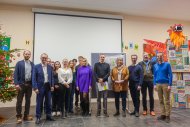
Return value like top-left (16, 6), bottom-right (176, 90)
top-left (143, 39), bottom-right (167, 61)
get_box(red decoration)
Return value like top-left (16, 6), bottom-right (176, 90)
top-left (144, 39), bottom-right (168, 61)
top-left (144, 39), bottom-right (166, 49)
top-left (167, 24), bottom-right (185, 48)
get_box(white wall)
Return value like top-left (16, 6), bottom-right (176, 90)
top-left (1, 4), bottom-right (190, 107)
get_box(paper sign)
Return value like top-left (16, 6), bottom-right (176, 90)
top-left (97, 82), bottom-right (108, 91)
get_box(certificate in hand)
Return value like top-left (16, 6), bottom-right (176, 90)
top-left (97, 82), bottom-right (108, 91)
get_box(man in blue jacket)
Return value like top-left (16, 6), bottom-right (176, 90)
top-left (32, 53), bottom-right (54, 124)
top-left (14, 50), bottom-right (34, 124)
top-left (128, 54), bottom-right (143, 117)
top-left (154, 52), bottom-right (173, 123)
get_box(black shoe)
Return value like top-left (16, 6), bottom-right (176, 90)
top-left (113, 111), bottom-right (120, 116)
top-left (96, 110), bottom-right (101, 117)
top-left (135, 112), bottom-right (139, 117)
top-left (165, 116), bottom-right (170, 123)
top-left (122, 110), bottom-right (126, 117)
top-left (62, 115), bottom-right (66, 119)
top-left (61, 112), bottom-right (65, 119)
top-left (82, 111), bottom-right (85, 116)
top-left (157, 115), bottom-right (166, 121)
top-left (130, 111), bottom-right (135, 115)
top-left (103, 111), bottom-right (109, 117)
top-left (85, 112), bottom-right (90, 117)
top-left (46, 117), bottom-right (55, 121)
top-left (35, 118), bottom-right (40, 124)
top-left (69, 110), bottom-right (74, 113)
top-left (65, 112), bottom-right (68, 117)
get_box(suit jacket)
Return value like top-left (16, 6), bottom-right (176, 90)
top-left (111, 66), bottom-right (129, 92)
top-left (14, 60), bottom-right (34, 85)
top-left (32, 63), bottom-right (54, 89)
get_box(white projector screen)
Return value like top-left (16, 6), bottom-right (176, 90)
top-left (34, 13), bottom-right (122, 64)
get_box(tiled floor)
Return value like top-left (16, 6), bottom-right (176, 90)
top-left (0, 101), bottom-right (190, 127)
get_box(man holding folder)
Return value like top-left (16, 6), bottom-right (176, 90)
top-left (94, 54), bottom-right (110, 117)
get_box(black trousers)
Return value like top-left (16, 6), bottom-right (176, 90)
top-left (60, 84), bottom-right (71, 113)
top-left (75, 88), bottom-right (80, 107)
top-left (80, 92), bottom-right (89, 114)
top-left (129, 81), bottom-right (140, 113)
top-left (114, 91), bottom-right (127, 111)
top-left (16, 82), bottom-right (32, 118)
top-left (69, 82), bottom-right (75, 112)
top-left (52, 84), bottom-right (61, 112)
top-left (141, 81), bottom-right (154, 111)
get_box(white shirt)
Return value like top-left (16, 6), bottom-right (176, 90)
top-left (58, 67), bottom-right (73, 84)
top-left (41, 64), bottom-right (48, 83)
top-left (24, 60), bottom-right (31, 81)
top-left (117, 65), bottom-right (124, 81)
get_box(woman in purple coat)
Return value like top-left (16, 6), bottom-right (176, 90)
top-left (76, 58), bottom-right (92, 116)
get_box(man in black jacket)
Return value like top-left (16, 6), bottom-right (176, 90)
top-left (94, 54), bottom-right (110, 117)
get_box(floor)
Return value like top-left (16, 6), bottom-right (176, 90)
top-left (0, 101), bottom-right (190, 127)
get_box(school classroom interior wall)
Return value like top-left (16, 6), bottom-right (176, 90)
top-left (1, 4), bottom-right (190, 107)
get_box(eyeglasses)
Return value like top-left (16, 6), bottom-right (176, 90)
top-left (41, 57), bottom-right (48, 59)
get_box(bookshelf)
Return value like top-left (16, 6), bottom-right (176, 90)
top-left (167, 37), bottom-right (190, 108)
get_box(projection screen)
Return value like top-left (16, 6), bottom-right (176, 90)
top-left (34, 13), bottom-right (122, 64)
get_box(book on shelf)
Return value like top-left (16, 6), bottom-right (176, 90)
top-left (185, 80), bottom-right (190, 86)
top-left (171, 86), bottom-right (177, 93)
top-left (169, 58), bottom-right (177, 65)
top-left (172, 73), bottom-right (178, 81)
top-left (183, 73), bottom-right (190, 80)
top-left (178, 91), bottom-right (186, 102)
top-left (185, 86), bottom-right (190, 94)
top-left (184, 65), bottom-right (190, 70)
top-left (182, 49), bottom-right (188, 57)
top-left (177, 80), bottom-right (185, 86)
top-left (178, 102), bottom-right (186, 108)
top-left (169, 50), bottom-right (176, 57)
top-left (186, 95), bottom-right (190, 108)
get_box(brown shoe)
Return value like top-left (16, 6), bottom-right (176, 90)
top-left (150, 111), bottom-right (156, 116)
top-left (157, 115), bottom-right (166, 120)
top-left (17, 117), bottom-right (22, 124)
top-left (165, 116), bottom-right (170, 123)
top-left (142, 111), bottom-right (147, 115)
top-left (23, 116), bottom-right (33, 121)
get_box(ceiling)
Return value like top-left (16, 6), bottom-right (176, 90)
top-left (0, 0), bottom-right (190, 21)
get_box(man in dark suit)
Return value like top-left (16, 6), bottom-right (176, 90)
top-left (14, 50), bottom-right (34, 124)
top-left (32, 53), bottom-right (55, 124)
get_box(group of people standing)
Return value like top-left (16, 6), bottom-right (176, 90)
top-left (14, 50), bottom-right (172, 124)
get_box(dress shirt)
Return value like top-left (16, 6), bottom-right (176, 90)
top-left (25, 60), bottom-right (32, 81)
top-left (41, 63), bottom-right (48, 83)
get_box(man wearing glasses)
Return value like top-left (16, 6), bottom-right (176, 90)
top-left (32, 53), bottom-right (55, 124)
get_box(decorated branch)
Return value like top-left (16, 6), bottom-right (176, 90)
top-left (0, 30), bottom-right (21, 103)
